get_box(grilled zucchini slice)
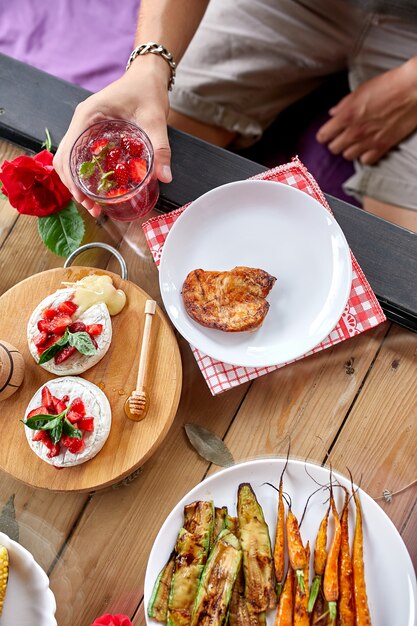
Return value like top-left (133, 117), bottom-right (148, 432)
top-left (210, 506), bottom-right (228, 550)
top-left (237, 483), bottom-right (277, 613)
top-left (148, 553), bottom-right (175, 622)
top-left (167, 500), bottom-right (214, 626)
top-left (191, 530), bottom-right (242, 626)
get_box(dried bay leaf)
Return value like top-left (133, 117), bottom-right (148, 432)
top-left (185, 423), bottom-right (234, 467)
top-left (0, 494), bottom-right (19, 542)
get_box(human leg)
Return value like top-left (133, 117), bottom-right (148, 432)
top-left (169, 0), bottom-right (366, 147)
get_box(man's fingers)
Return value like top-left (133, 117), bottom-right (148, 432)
top-left (138, 115), bottom-right (172, 183)
top-left (316, 117), bottom-right (347, 144)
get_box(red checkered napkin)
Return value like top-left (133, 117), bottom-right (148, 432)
top-left (143, 157), bottom-right (386, 395)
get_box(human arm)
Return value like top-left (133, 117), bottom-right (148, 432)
top-left (53, 0), bottom-right (209, 215)
top-left (316, 56), bottom-right (417, 165)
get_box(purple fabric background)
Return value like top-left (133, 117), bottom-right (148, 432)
top-left (0, 0), bottom-right (357, 204)
top-left (0, 0), bottom-right (139, 91)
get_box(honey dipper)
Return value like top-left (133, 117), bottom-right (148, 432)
top-left (124, 299), bottom-right (156, 421)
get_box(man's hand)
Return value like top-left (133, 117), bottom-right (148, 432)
top-left (53, 60), bottom-right (172, 216)
top-left (316, 57), bottom-right (417, 165)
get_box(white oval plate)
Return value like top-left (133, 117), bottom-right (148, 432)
top-left (0, 531), bottom-right (57, 626)
top-left (159, 180), bottom-right (352, 367)
top-left (144, 458), bottom-right (417, 626)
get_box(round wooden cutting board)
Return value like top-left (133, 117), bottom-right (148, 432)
top-left (0, 267), bottom-right (182, 492)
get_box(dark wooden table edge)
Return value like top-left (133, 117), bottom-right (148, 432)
top-left (0, 53), bottom-right (416, 331)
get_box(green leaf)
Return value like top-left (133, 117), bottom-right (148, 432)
top-left (0, 180), bottom-right (7, 201)
top-left (41, 127), bottom-right (52, 152)
top-left (23, 405), bottom-right (70, 431)
top-left (38, 329), bottom-right (69, 364)
top-left (0, 495), bottom-right (19, 542)
top-left (37, 201), bottom-right (85, 257)
top-left (97, 170), bottom-right (115, 192)
top-left (79, 160), bottom-right (96, 178)
top-left (63, 419), bottom-right (82, 439)
top-left (68, 331), bottom-right (97, 356)
top-left (50, 420), bottom-right (64, 444)
top-left (184, 424), bottom-right (235, 467)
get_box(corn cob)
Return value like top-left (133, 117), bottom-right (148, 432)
top-left (0, 544), bottom-right (9, 616)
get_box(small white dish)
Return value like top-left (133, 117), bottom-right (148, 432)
top-left (159, 180), bottom-right (352, 367)
top-left (0, 531), bottom-right (57, 625)
top-left (144, 458), bottom-right (417, 626)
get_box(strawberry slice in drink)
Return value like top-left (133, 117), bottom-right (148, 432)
top-left (90, 138), bottom-right (109, 156)
top-left (128, 158), bottom-right (147, 183)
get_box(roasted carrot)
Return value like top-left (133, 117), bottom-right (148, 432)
top-left (274, 475), bottom-right (286, 599)
top-left (352, 488), bottom-right (372, 625)
top-left (307, 505), bottom-right (329, 614)
top-left (287, 509), bottom-right (307, 593)
top-left (274, 566), bottom-right (295, 626)
top-left (310, 589), bottom-right (326, 625)
top-left (323, 492), bottom-right (341, 625)
top-left (294, 541), bottom-right (310, 625)
top-left (338, 489), bottom-right (355, 625)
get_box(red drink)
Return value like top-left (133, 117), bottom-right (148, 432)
top-left (70, 119), bottom-right (159, 221)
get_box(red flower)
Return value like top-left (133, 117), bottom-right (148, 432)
top-left (0, 150), bottom-right (72, 217)
top-left (90, 615), bottom-right (132, 626)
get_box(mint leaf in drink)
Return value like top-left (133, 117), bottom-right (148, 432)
top-left (38, 201), bottom-right (85, 257)
top-left (68, 331), bottom-right (97, 356)
top-left (63, 419), bottom-right (82, 439)
top-left (79, 160), bottom-right (96, 179)
top-left (38, 329), bottom-right (69, 364)
top-left (97, 170), bottom-right (114, 192)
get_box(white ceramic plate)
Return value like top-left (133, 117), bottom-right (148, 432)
top-left (0, 531), bottom-right (57, 626)
top-left (159, 180), bottom-right (352, 367)
top-left (144, 458), bottom-right (417, 626)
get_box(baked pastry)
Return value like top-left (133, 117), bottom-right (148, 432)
top-left (182, 266), bottom-right (276, 332)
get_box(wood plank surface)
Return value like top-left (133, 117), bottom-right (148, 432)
top-left (0, 135), bottom-right (415, 626)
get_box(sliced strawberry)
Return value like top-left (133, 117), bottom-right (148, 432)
top-left (33, 331), bottom-right (49, 348)
top-left (114, 162), bottom-right (129, 186)
top-left (32, 430), bottom-right (49, 442)
top-left (78, 417), bottom-right (94, 432)
top-left (120, 135), bottom-right (145, 157)
top-left (42, 308), bottom-right (58, 320)
top-left (47, 443), bottom-right (61, 458)
top-left (90, 138), bottom-right (108, 156)
top-left (54, 345), bottom-right (77, 365)
top-left (106, 186), bottom-right (129, 197)
top-left (57, 300), bottom-right (78, 316)
top-left (128, 158), bottom-right (147, 183)
top-left (41, 386), bottom-right (55, 412)
top-left (86, 324), bottom-right (103, 336)
top-left (37, 334), bottom-right (61, 355)
top-left (61, 436), bottom-right (85, 454)
top-left (38, 314), bottom-right (72, 334)
top-left (66, 410), bottom-right (83, 424)
top-left (105, 147), bottom-right (121, 170)
top-left (27, 405), bottom-right (50, 420)
top-left (68, 321), bottom-right (86, 333)
top-left (70, 397), bottom-right (86, 416)
top-left (54, 400), bottom-right (68, 414)
top-left (61, 395), bottom-right (70, 404)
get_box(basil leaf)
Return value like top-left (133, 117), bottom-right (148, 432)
top-left (23, 414), bottom-right (58, 430)
top-left (68, 331), bottom-right (97, 356)
top-left (49, 420), bottom-right (64, 444)
top-left (38, 329), bottom-right (69, 364)
top-left (63, 419), bottom-right (82, 439)
top-left (40, 416), bottom-right (64, 431)
top-left (38, 201), bottom-right (85, 257)
top-left (79, 160), bottom-right (96, 178)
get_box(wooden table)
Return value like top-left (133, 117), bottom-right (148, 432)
top-left (0, 55), bottom-right (416, 625)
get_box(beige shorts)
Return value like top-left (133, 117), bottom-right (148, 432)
top-left (170, 0), bottom-right (417, 210)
